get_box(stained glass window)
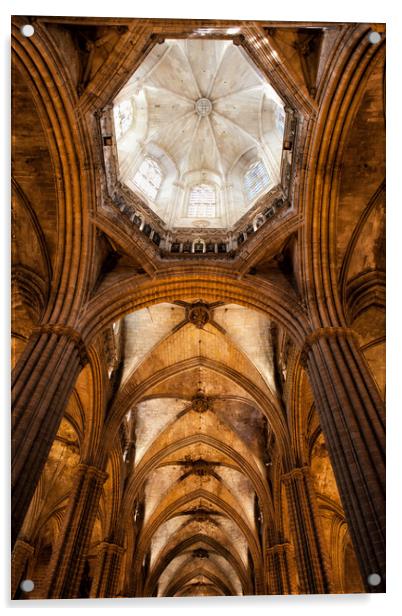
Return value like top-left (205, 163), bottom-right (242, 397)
top-left (275, 105), bottom-right (286, 133)
top-left (244, 160), bottom-right (270, 202)
top-left (113, 100), bottom-right (134, 140)
top-left (133, 158), bottom-right (163, 201)
top-left (188, 184), bottom-right (216, 218)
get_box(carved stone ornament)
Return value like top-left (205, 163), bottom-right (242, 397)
top-left (187, 302), bottom-right (210, 328)
top-left (184, 458), bottom-right (215, 476)
top-left (191, 390), bottom-right (210, 413)
top-left (192, 548), bottom-right (209, 559)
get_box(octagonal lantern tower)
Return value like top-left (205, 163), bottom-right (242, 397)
top-left (112, 39), bottom-right (286, 232)
top-left (100, 35), bottom-right (298, 257)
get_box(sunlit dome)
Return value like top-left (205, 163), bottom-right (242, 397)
top-left (113, 39), bottom-right (285, 230)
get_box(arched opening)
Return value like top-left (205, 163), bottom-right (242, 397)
top-left (188, 184), bottom-right (217, 218)
top-left (132, 157), bottom-right (163, 202)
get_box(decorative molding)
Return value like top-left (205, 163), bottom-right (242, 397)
top-left (266, 541), bottom-right (293, 555)
top-left (12, 537), bottom-right (34, 555)
top-left (345, 269), bottom-right (385, 322)
top-left (300, 327), bottom-right (360, 367)
top-left (192, 548), bottom-right (209, 559)
top-left (77, 463), bottom-right (109, 485)
top-left (191, 390), bottom-right (211, 413)
top-left (32, 323), bottom-right (88, 366)
top-left (98, 541), bottom-right (125, 555)
top-left (282, 465), bottom-right (310, 484)
top-left (186, 302), bottom-right (211, 329)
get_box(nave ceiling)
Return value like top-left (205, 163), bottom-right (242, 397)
top-left (11, 15), bottom-right (385, 598)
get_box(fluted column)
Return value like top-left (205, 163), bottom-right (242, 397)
top-left (302, 327), bottom-right (385, 591)
top-left (45, 463), bottom-right (107, 599)
top-left (282, 466), bottom-right (333, 594)
top-left (91, 541), bottom-right (125, 598)
top-left (12, 324), bottom-right (87, 548)
top-left (11, 538), bottom-right (34, 598)
top-left (266, 542), bottom-right (297, 595)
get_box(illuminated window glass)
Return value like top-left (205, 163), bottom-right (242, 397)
top-left (275, 105), bottom-right (286, 133)
top-left (133, 158), bottom-right (162, 201)
top-left (188, 184), bottom-right (216, 218)
top-left (244, 160), bottom-right (270, 202)
top-left (113, 100), bottom-right (134, 140)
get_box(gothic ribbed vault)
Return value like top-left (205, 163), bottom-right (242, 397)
top-left (113, 38), bottom-right (285, 230)
top-left (11, 15), bottom-right (385, 601)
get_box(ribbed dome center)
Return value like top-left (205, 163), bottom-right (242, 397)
top-left (195, 97), bottom-right (212, 117)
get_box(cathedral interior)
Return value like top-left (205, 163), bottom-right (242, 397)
top-left (11, 15), bottom-right (385, 599)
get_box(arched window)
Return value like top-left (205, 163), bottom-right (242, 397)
top-left (133, 158), bottom-right (163, 201)
top-left (244, 160), bottom-right (270, 203)
top-left (187, 184), bottom-right (216, 218)
top-left (275, 104), bottom-right (286, 133)
top-left (113, 100), bottom-right (134, 140)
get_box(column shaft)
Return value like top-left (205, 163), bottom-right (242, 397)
top-left (266, 542), bottom-right (297, 594)
top-left (91, 542), bottom-right (125, 598)
top-left (283, 466), bottom-right (333, 594)
top-left (45, 464), bottom-right (107, 599)
top-left (12, 327), bottom-right (86, 547)
top-left (304, 328), bottom-right (385, 591)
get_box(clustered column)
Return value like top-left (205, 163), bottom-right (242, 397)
top-left (45, 463), bottom-right (108, 599)
top-left (302, 327), bottom-right (385, 592)
top-left (282, 466), bottom-right (333, 594)
top-left (91, 541), bottom-right (125, 598)
top-left (12, 324), bottom-right (87, 548)
top-left (266, 542), bottom-right (297, 594)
